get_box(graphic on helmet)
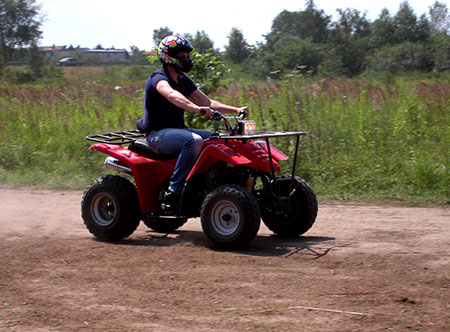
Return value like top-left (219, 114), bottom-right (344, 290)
top-left (158, 35), bottom-right (194, 73)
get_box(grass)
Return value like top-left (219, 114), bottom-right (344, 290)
top-left (0, 67), bottom-right (448, 205)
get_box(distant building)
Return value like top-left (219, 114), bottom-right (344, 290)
top-left (42, 45), bottom-right (88, 59)
top-left (41, 46), bottom-right (130, 63)
top-left (84, 49), bottom-right (129, 61)
top-left (42, 45), bottom-right (69, 59)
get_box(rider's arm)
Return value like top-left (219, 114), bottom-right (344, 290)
top-left (189, 89), bottom-right (249, 117)
top-left (156, 80), bottom-right (210, 115)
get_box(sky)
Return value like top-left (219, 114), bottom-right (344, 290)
top-left (38, 0), bottom-right (436, 51)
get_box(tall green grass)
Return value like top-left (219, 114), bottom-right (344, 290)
top-left (215, 75), bottom-right (449, 204)
top-left (0, 71), bottom-right (448, 205)
top-left (0, 79), bottom-right (144, 187)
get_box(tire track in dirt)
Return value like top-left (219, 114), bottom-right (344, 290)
top-left (1, 188), bottom-right (449, 332)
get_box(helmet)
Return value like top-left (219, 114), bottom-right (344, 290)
top-left (158, 35), bottom-right (194, 73)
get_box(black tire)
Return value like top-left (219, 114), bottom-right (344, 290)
top-left (81, 175), bottom-right (140, 241)
top-left (201, 185), bottom-right (260, 249)
top-left (142, 217), bottom-right (187, 233)
top-left (260, 175), bottom-right (318, 237)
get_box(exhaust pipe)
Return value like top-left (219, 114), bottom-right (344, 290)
top-left (104, 157), bottom-right (132, 176)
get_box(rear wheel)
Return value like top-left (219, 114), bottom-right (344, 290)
top-left (201, 185), bottom-right (260, 249)
top-left (81, 175), bottom-right (140, 241)
top-left (260, 175), bottom-right (317, 237)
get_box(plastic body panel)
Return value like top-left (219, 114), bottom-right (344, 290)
top-left (89, 144), bottom-right (175, 213)
top-left (89, 138), bottom-right (287, 214)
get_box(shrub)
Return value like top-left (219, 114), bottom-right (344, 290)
top-left (367, 42), bottom-right (434, 73)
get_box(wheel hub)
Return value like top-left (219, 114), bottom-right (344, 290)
top-left (211, 201), bottom-right (241, 236)
top-left (222, 213), bottom-right (232, 222)
top-left (91, 192), bottom-right (117, 227)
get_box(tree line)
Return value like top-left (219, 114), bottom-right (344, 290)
top-left (155, 0), bottom-right (449, 78)
top-left (1, 0), bottom-right (449, 81)
top-left (248, 0), bottom-right (449, 77)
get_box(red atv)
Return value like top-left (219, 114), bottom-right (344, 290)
top-left (81, 112), bottom-right (318, 249)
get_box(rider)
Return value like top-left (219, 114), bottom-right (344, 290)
top-left (137, 35), bottom-right (248, 211)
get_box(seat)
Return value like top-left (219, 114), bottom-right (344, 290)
top-left (128, 139), bottom-right (178, 161)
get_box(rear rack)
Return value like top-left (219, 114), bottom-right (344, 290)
top-left (86, 130), bottom-right (145, 145)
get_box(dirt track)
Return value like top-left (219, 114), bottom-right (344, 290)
top-left (0, 188), bottom-right (449, 332)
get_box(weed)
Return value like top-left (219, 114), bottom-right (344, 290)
top-left (0, 71), bottom-right (448, 204)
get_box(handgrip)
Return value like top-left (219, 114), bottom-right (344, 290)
top-left (239, 109), bottom-right (248, 119)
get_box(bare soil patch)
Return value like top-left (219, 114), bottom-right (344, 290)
top-left (0, 188), bottom-right (449, 332)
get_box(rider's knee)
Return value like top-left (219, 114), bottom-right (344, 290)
top-left (184, 133), bottom-right (204, 152)
top-left (191, 133), bottom-right (204, 151)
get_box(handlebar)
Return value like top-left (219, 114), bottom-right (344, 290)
top-left (199, 109), bottom-right (247, 120)
top-left (212, 111), bottom-right (224, 120)
top-left (238, 109), bottom-right (248, 119)
top-left (199, 109), bottom-right (250, 136)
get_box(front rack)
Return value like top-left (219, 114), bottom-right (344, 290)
top-left (86, 130), bottom-right (145, 145)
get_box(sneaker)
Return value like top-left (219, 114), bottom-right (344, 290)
top-left (163, 189), bottom-right (181, 213)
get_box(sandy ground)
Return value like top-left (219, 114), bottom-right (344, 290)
top-left (0, 188), bottom-right (449, 332)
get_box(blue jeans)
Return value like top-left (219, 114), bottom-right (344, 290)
top-left (146, 128), bottom-right (213, 195)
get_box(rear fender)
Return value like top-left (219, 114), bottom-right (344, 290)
top-left (89, 143), bottom-right (174, 213)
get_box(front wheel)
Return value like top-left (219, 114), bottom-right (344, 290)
top-left (201, 185), bottom-right (260, 249)
top-left (81, 175), bottom-right (140, 241)
top-left (260, 175), bottom-right (318, 237)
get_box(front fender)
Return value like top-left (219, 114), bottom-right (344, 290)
top-left (254, 141), bottom-right (288, 161)
top-left (186, 144), bottom-right (251, 180)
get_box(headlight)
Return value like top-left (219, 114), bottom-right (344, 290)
top-left (238, 120), bottom-right (256, 135)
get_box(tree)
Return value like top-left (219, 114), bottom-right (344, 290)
top-left (326, 8), bottom-right (371, 76)
top-left (271, 37), bottom-right (322, 75)
top-left (393, 1), bottom-right (430, 43)
top-left (268, 0), bottom-right (331, 45)
top-left (270, 10), bottom-right (298, 38)
top-left (129, 45), bottom-right (140, 56)
top-left (317, 46), bottom-right (347, 76)
top-left (431, 35), bottom-right (450, 71)
top-left (27, 41), bottom-right (44, 77)
top-left (0, 0), bottom-right (42, 63)
top-left (241, 43), bottom-right (272, 79)
top-left (372, 9), bottom-right (397, 47)
top-left (427, 2), bottom-right (449, 72)
top-left (368, 42), bottom-right (433, 73)
top-left (128, 45), bottom-right (148, 64)
top-left (184, 31), bottom-right (214, 53)
top-left (429, 1), bottom-right (450, 36)
top-left (298, 0), bottom-right (331, 43)
top-left (153, 27), bottom-right (173, 45)
top-left (416, 14), bottom-right (431, 42)
top-left (333, 8), bottom-right (371, 38)
top-left (184, 49), bottom-right (226, 127)
top-left (225, 27), bottom-right (250, 63)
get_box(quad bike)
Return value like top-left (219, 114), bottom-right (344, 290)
top-left (81, 111), bottom-right (318, 249)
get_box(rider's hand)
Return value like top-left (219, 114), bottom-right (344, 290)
top-left (237, 106), bottom-right (249, 118)
top-left (198, 106), bottom-right (214, 118)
